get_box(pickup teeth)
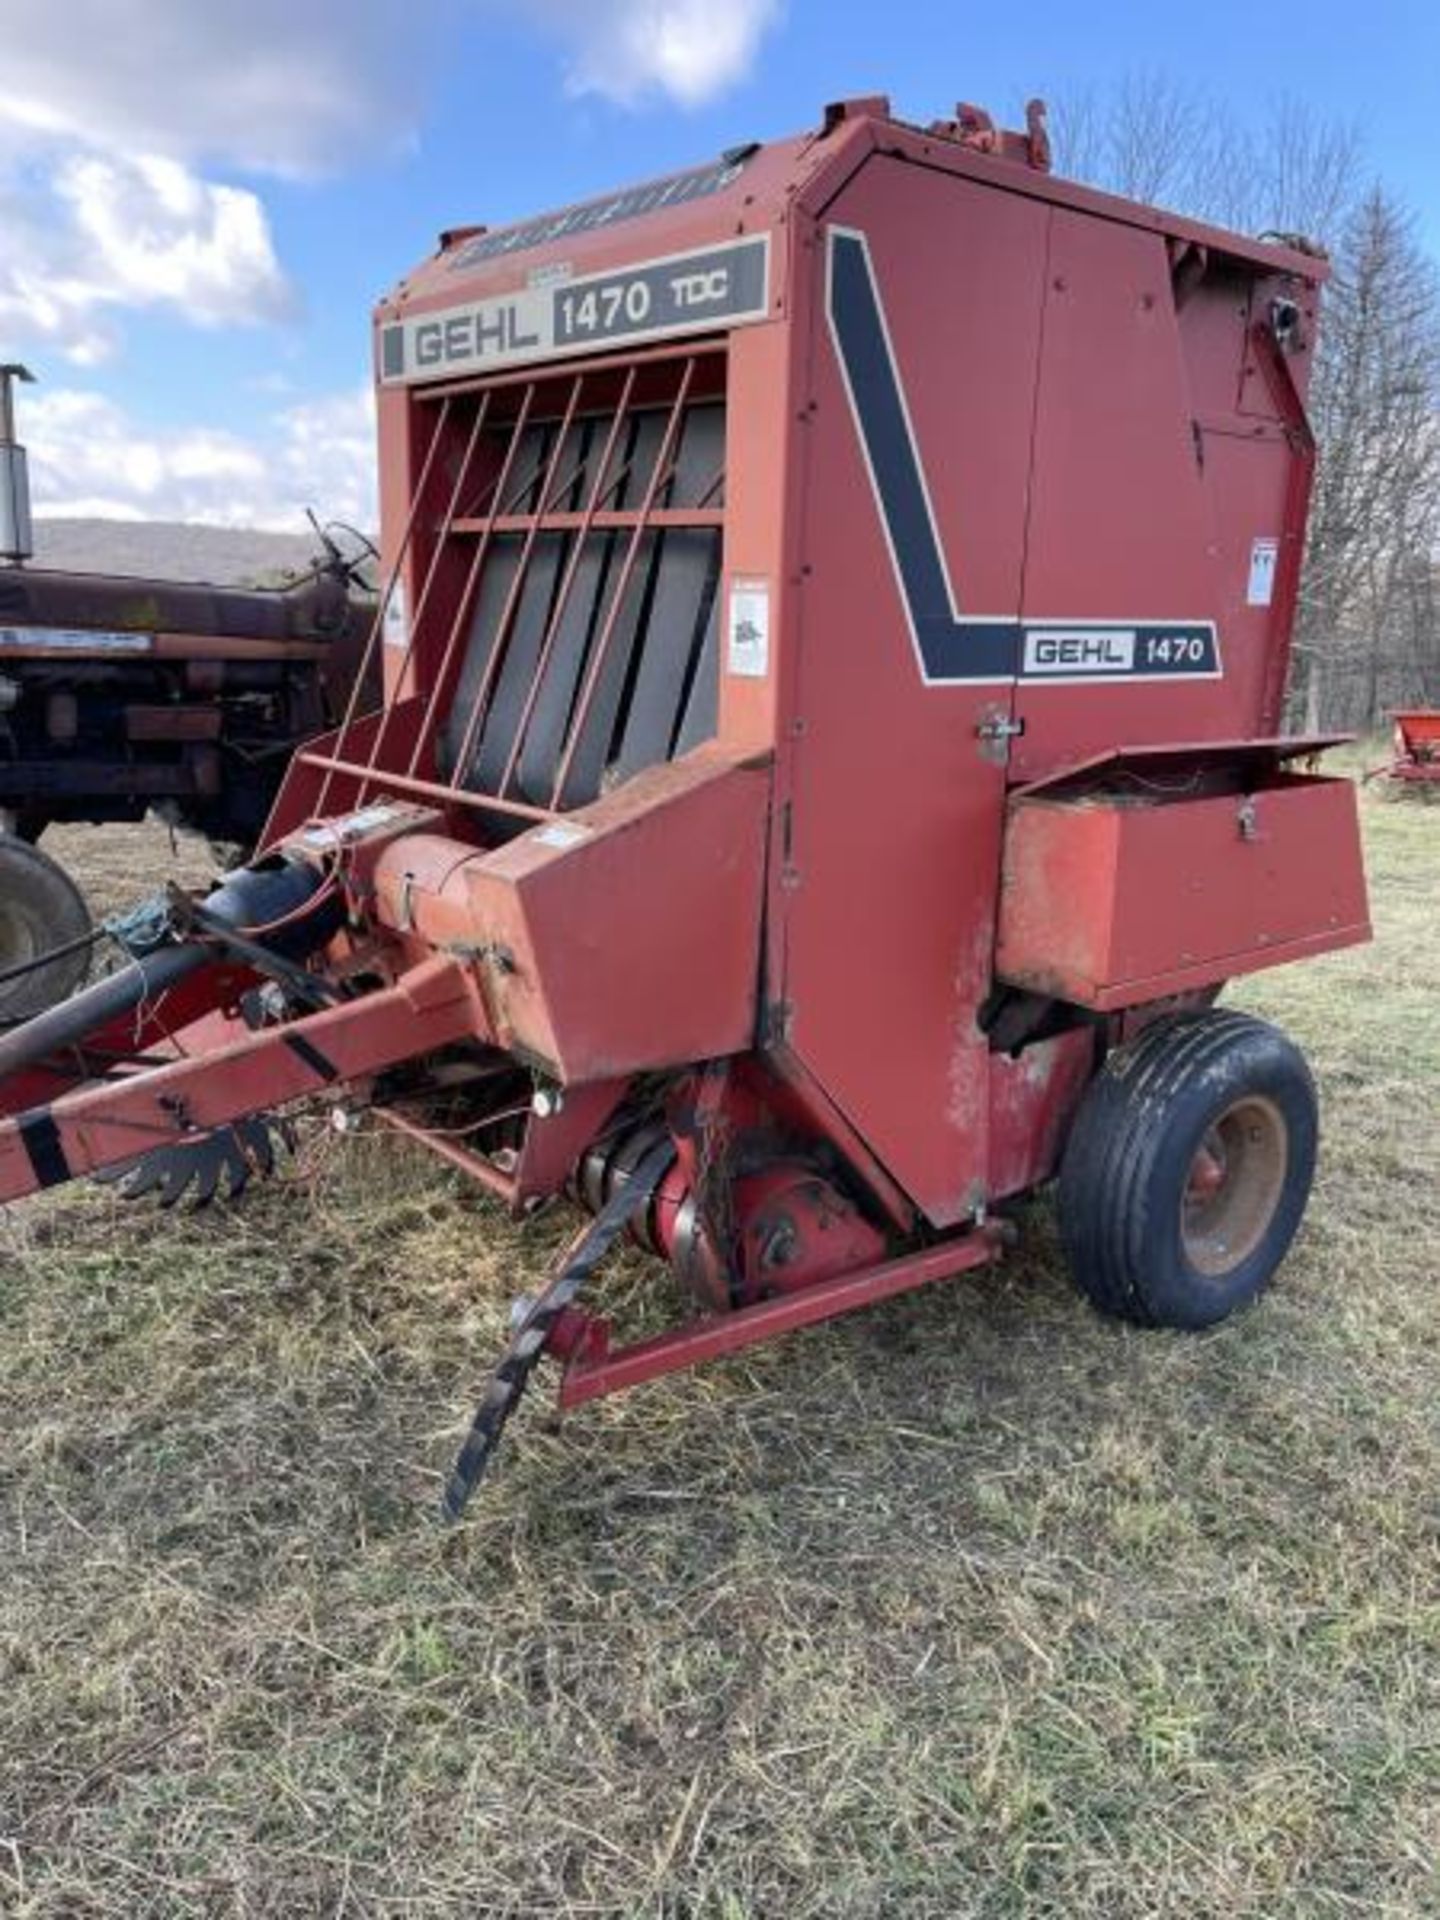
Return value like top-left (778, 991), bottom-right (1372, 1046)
top-left (94, 1113), bottom-right (295, 1209)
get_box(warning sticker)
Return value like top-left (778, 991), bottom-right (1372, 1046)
top-left (1247, 537), bottom-right (1279, 607)
top-left (382, 578), bottom-right (409, 649)
top-left (727, 579), bottom-right (770, 678)
top-left (533, 823), bottom-right (591, 849)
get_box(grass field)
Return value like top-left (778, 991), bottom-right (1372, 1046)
top-left (1, 775), bottom-right (1437, 1917)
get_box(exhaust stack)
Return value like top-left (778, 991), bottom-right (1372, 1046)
top-left (0, 363), bottom-right (35, 567)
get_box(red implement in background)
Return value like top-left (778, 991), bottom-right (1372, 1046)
top-left (0, 95), bottom-right (1372, 1512)
top-left (1366, 709), bottom-right (1440, 789)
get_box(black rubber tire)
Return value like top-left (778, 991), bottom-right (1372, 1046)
top-left (1058, 1009), bottom-right (1318, 1330)
top-left (0, 834), bottom-right (94, 1021)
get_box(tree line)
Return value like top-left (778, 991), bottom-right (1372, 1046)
top-left (1053, 78), bottom-right (1440, 729)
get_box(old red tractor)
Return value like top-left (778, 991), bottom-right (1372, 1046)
top-left (0, 364), bottom-right (376, 1020)
top-left (0, 97), bottom-right (1370, 1513)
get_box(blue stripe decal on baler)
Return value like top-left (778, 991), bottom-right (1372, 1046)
top-left (824, 225), bottom-right (1221, 687)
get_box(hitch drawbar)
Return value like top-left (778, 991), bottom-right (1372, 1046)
top-left (1, 955), bottom-right (475, 1204)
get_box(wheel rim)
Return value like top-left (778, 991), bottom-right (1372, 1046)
top-left (0, 896), bottom-right (38, 974)
top-left (1181, 1095), bottom-right (1289, 1277)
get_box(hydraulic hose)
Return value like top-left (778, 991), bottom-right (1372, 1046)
top-left (0, 858), bottom-right (337, 1081)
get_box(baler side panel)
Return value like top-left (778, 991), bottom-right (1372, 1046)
top-left (459, 753), bottom-right (771, 1081)
top-left (779, 160), bottom-right (1050, 1227)
top-left (719, 315), bottom-right (802, 759)
top-left (1010, 219), bottom-right (1320, 779)
top-left (1192, 422), bottom-right (1310, 737)
top-left (986, 1027), bottom-right (1096, 1203)
top-left (1012, 213), bottom-right (1228, 774)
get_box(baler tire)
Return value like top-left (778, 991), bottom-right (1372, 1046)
top-left (1058, 1010), bottom-right (1317, 1330)
top-left (0, 835), bottom-right (95, 1021)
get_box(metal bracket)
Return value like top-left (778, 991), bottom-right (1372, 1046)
top-left (976, 710), bottom-right (1024, 764)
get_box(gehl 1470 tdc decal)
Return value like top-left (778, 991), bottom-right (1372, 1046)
top-left (380, 236), bottom-right (769, 387)
top-left (825, 226), bottom-right (1222, 687)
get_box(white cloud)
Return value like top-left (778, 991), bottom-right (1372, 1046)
top-left (25, 386), bottom-right (377, 533)
top-left (57, 155), bottom-right (293, 327)
top-left (273, 388), bottom-right (380, 531)
top-left (0, 2), bottom-right (430, 178)
top-left (0, 1), bottom-right (783, 183)
top-left (0, 152), bottom-right (293, 365)
top-left (0, 1), bottom-right (412, 362)
top-left (0, 0), bottom-right (780, 529)
top-left (0, 0), bottom-right (782, 362)
top-left (524, 0), bottom-right (783, 106)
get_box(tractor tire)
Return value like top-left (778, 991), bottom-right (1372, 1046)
top-left (1058, 1009), bottom-right (1318, 1330)
top-left (0, 834), bottom-right (94, 1021)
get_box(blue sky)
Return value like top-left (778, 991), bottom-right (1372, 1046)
top-left (4, 0), bottom-right (1437, 528)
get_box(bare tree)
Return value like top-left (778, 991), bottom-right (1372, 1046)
top-left (1047, 76), bottom-right (1362, 240)
top-left (1245, 100), bottom-right (1362, 241)
top-left (1045, 71), bottom-right (1221, 210)
top-left (1106, 71), bottom-right (1210, 206)
top-left (1296, 188), bottom-right (1440, 726)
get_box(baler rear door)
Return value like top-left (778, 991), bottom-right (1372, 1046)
top-left (1010, 214), bottom-right (1315, 775)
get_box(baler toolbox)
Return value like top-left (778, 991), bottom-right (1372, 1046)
top-left (996, 739), bottom-right (1369, 1009)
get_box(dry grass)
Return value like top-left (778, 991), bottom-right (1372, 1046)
top-left (1, 778), bottom-right (1437, 1917)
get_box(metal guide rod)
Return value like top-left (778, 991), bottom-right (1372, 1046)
top-left (411, 335), bottom-right (722, 403)
top-left (372, 1102), bottom-right (519, 1201)
top-left (405, 384), bottom-right (537, 782)
top-left (389, 403), bottom-right (514, 780)
top-left (316, 395), bottom-right (453, 813)
top-left (451, 508), bottom-right (724, 533)
top-left (548, 357), bottom-right (697, 808)
top-left (692, 463), bottom-right (726, 510)
top-left (448, 374), bottom-right (586, 790)
top-left (494, 366), bottom-right (640, 797)
top-left (495, 374), bottom-right (648, 794)
top-left (360, 392), bottom-right (494, 781)
top-left (407, 366), bottom-right (637, 787)
top-left (296, 751), bottom-right (555, 823)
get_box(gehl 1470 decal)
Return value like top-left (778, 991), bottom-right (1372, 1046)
top-left (380, 237), bottom-right (769, 387)
top-left (825, 226), bottom-right (1222, 687)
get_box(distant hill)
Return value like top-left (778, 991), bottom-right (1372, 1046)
top-left (30, 518), bottom-right (321, 585)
